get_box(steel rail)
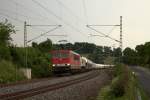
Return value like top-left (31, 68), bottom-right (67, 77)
top-left (0, 71), bottom-right (100, 100)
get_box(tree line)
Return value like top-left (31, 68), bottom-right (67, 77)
top-left (52, 42), bottom-right (122, 64)
top-left (123, 42), bottom-right (150, 68)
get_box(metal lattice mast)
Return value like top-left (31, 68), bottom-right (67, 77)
top-left (24, 22), bottom-right (62, 68)
top-left (87, 16), bottom-right (123, 50)
top-left (24, 21), bottom-right (27, 69)
top-left (24, 21), bottom-right (27, 48)
top-left (120, 16), bottom-right (123, 54)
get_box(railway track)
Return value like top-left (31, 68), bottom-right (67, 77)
top-left (0, 71), bottom-right (100, 100)
top-left (0, 77), bottom-right (55, 88)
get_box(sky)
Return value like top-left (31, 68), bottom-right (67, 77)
top-left (0, 0), bottom-right (150, 49)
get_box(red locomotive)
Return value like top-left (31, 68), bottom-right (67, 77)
top-left (51, 50), bottom-right (83, 73)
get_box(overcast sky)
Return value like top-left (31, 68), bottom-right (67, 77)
top-left (0, 0), bottom-right (150, 49)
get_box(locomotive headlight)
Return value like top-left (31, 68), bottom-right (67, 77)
top-left (67, 64), bottom-right (70, 66)
top-left (52, 64), bottom-right (55, 67)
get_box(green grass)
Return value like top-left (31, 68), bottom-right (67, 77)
top-left (103, 56), bottom-right (116, 64)
top-left (0, 60), bottom-right (26, 84)
top-left (96, 86), bottom-right (111, 100)
top-left (96, 65), bottom-right (149, 100)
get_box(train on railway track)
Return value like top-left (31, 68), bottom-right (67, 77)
top-left (51, 50), bottom-right (94, 74)
top-left (51, 50), bottom-right (114, 74)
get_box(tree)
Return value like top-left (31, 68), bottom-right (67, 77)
top-left (38, 38), bottom-right (52, 52)
top-left (144, 42), bottom-right (150, 66)
top-left (135, 42), bottom-right (150, 66)
top-left (0, 20), bottom-right (15, 46)
top-left (113, 48), bottom-right (122, 57)
top-left (0, 20), bottom-right (15, 60)
top-left (103, 46), bottom-right (113, 57)
top-left (32, 42), bottom-right (38, 48)
top-left (89, 46), bottom-right (104, 63)
top-left (123, 47), bottom-right (138, 65)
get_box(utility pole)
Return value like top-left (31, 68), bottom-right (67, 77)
top-left (24, 21), bottom-right (27, 69)
top-left (87, 16), bottom-right (123, 50)
top-left (120, 16), bottom-right (123, 55)
top-left (24, 21), bottom-right (27, 48)
top-left (87, 16), bottom-right (123, 63)
top-left (24, 22), bottom-right (62, 68)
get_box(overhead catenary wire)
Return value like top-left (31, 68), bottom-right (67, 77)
top-left (27, 25), bottom-right (61, 27)
top-left (27, 25), bottom-right (61, 43)
top-left (28, 25), bottom-right (62, 34)
top-left (4, 0), bottom-right (89, 41)
top-left (8, 0), bottom-right (46, 19)
top-left (15, 1), bottom-right (18, 21)
top-left (88, 34), bottom-right (105, 37)
top-left (106, 25), bottom-right (118, 36)
top-left (82, 0), bottom-right (92, 44)
top-left (29, 26), bottom-right (48, 33)
top-left (0, 0), bottom-right (59, 35)
top-left (82, 0), bottom-right (88, 25)
top-left (60, 27), bottom-right (75, 43)
top-left (45, 34), bottom-right (67, 37)
top-left (3, 0), bottom-right (122, 47)
top-left (0, 9), bottom-right (49, 22)
top-left (87, 25), bottom-right (120, 43)
top-left (7, 0), bottom-right (57, 24)
top-left (0, 12), bottom-right (24, 23)
top-left (87, 25), bottom-right (120, 26)
top-left (31, 0), bottom-right (88, 38)
top-left (55, 0), bottom-right (86, 24)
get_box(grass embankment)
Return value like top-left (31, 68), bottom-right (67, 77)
top-left (96, 64), bottom-right (149, 100)
top-left (0, 47), bottom-right (52, 84)
top-left (0, 60), bottom-right (26, 84)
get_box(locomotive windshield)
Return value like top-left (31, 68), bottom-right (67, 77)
top-left (52, 52), bottom-right (69, 58)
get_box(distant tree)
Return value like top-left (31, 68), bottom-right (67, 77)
top-left (0, 19), bottom-right (15, 46)
top-left (52, 42), bottom-right (124, 64)
top-left (0, 20), bottom-right (15, 60)
top-left (89, 46), bottom-right (104, 63)
top-left (135, 42), bottom-right (150, 66)
top-left (123, 47), bottom-right (137, 65)
top-left (38, 38), bottom-right (52, 52)
top-left (135, 44), bottom-right (144, 57)
top-left (103, 46), bottom-right (113, 57)
top-left (144, 42), bottom-right (150, 66)
top-left (113, 48), bottom-right (122, 57)
top-left (32, 42), bottom-right (38, 48)
top-left (64, 43), bottom-right (73, 50)
top-left (73, 42), bottom-right (96, 54)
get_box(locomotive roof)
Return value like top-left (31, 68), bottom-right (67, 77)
top-left (52, 50), bottom-right (70, 52)
top-left (51, 50), bottom-right (80, 56)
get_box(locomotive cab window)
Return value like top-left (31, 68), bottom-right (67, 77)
top-left (52, 53), bottom-right (59, 58)
top-left (52, 52), bottom-right (69, 58)
top-left (61, 53), bottom-right (69, 58)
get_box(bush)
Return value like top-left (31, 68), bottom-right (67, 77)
top-left (10, 47), bottom-right (52, 78)
top-left (31, 58), bottom-right (52, 78)
top-left (97, 64), bottom-right (138, 100)
top-left (0, 60), bottom-right (26, 84)
top-left (111, 76), bottom-right (125, 97)
top-left (0, 45), bottom-right (11, 61)
top-left (10, 47), bottom-right (25, 67)
top-left (111, 65), bottom-right (129, 97)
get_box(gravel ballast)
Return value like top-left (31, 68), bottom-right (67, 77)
top-left (24, 70), bottom-right (111, 100)
top-left (0, 70), bottom-right (100, 94)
